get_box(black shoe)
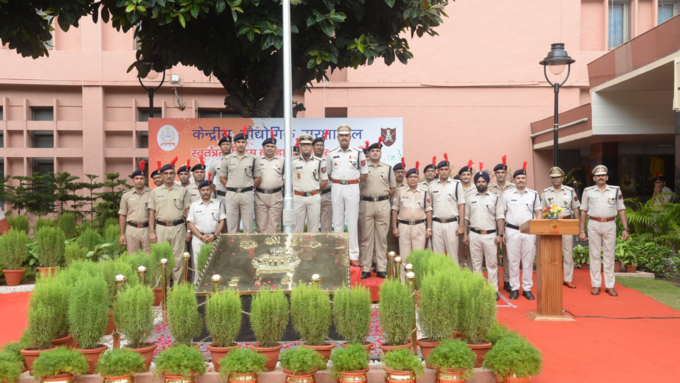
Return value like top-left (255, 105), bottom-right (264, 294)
top-left (361, 272), bottom-right (372, 280)
top-left (495, 292), bottom-right (500, 301)
top-left (509, 290), bottom-right (519, 300)
top-left (503, 282), bottom-right (512, 293)
top-left (522, 291), bottom-right (535, 300)
top-left (376, 272), bottom-right (387, 279)
top-left (372, 263), bottom-right (377, 272)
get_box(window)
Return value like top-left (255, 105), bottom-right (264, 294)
top-left (197, 109), bottom-right (239, 118)
top-left (31, 107), bottom-right (54, 121)
top-left (138, 108), bottom-right (162, 122)
top-left (32, 157), bottom-right (54, 174)
top-left (608, 1), bottom-right (630, 49)
top-left (0, 131), bottom-right (4, 148)
top-left (659, 1), bottom-right (679, 24)
top-left (137, 131), bottom-right (148, 148)
top-left (31, 131), bottom-right (54, 148)
top-left (0, 106), bottom-right (3, 120)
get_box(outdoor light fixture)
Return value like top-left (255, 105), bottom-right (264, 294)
top-left (540, 43), bottom-right (575, 166)
top-left (138, 69), bottom-right (166, 119)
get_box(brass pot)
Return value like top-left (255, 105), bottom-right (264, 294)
top-left (41, 374), bottom-right (75, 383)
top-left (229, 373), bottom-right (258, 383)
top-left (338, 369), bottom-right (368, 383)
top-left (384, 368), bottom-right (415, 383)
top-left (103, 375), bottom-right (135, 383)
top-left (284, 370), bottom-right (316, 383)
top-left (163, 373), bottom-right (195, 383)
top-left (436, 368), bottom-right (466, 383)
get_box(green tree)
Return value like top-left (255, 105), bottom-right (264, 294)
top-left (93, 173), bottom-right (129, 229)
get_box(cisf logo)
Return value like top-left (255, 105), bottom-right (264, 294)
top-left (158, 125), bottom-right (179, 151)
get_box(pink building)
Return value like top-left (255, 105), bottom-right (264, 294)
top-left (0, 0), bottom-right (677, 210)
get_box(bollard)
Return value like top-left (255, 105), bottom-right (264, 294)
top-left (160, 258), bottom-right (168, 322)
top-left (113, 274), bottom-right (126, 349)
top-left (310, 273), bottom-right (321, 287)
top-left (137, 266), bottom-right (147, 286)
top-left (211, 274), bottom-right (222, 294)
top-left (405, 271), bottom-right (416, 355)
top-left (387, 251), bottom-right (396, 279)
top-left (182, 252), bottom-right (191, 284)
top-left (394, 256), bottom-right (402, 284)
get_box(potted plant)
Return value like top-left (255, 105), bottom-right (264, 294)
top-left (0, 230), bottom-right (30, 286)
top-left (20, 303), bottom-right (60, 373)
top-left (619, 237), bottom-right (641, 273)
top-left (31, 347), bottom-right (89, 383)
top-left (333, 286), bottom-right (372, 352)
top-left (206, 289), bottom-right (242, 372)
top-left (483, 336), bottom-right (543, 383)
top-left (427, 340), bottom-right (475, 382)
top-left (614, 238), bottom-right (628, 272)
top-left (103, 257), bottom-right (140, 335)
top-left (382, 349), bottom-right (424, 383)
top-left (34, 227), bottom-right (66, 277)
top-left (249, 287), bottom-right (289, 371)
top-left (217, 347), bottom-right (268, 383)
top-left (572, 245), bottom-right (589, 270)
top-left (378, 279), bottom-right (415, 352)
top-left (57, 213), bottom-right (77, 240)
top-left (329, 343), bottom-right (370, 383)
top-left (2, 340), bottom-right (28, 373)
top-left (29, 272), bottom-right (72, 348)
top-left (69, 274), bottom-right (109, 373)
top-left (154, 344), bottom-right (207, 383)
top-left (457, 271), bottom-right (496, 367)
top-left (0, 350), bottom-right (24, 383)
top-left (167, 283), bottom-right (203, 345)
top-left (291, 283), bottom-right (334, 360)
top-left (279, 346), bottom-right (327, 383)
top-left (95, 348), bottom-right (147, 383)
top-left (114, 284), bottom-right (156, 370)
top-left (417, 271), bottom-right (458, 366)
top-left (486, 323), bottom-right (518, 346)
top-left (64, 243), bottom-right (87, 266)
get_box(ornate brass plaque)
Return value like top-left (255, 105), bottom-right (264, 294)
top-left (194, 233), bottom-right (350, 294)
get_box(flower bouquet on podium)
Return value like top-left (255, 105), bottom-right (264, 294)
top-left (543, 205), bottom-right (564, 219)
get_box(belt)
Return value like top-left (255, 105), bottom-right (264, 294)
top-left (321, 188), bottom-right (332, 195)
top-left (433, 217), bottom-right (458, 223)
top-left (506, 224), bottom-right (520, 230)
top-left (398, 219), bottom-right (426, 226)
top-left (470, 228), bottom-right (496, 235)
top-left (226, 186), bottom-right (253, 193)
top-left (216, 190), bottom-right (226, 196)
top-left (361, 195), bottom-right (389, 202)
top-left (332, 179), bottom-right (359, 185)
top-left (256, 187), bottom-right (283, 194)
top-left (589, 216), bottom-right (616, 223)
top-left (294, 190), bottom-right (319, 197)
top-left (156, 219), bottom-right (186, 227)
top-left (127, 222), bottom-right (149, 228)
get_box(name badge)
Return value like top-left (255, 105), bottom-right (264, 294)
top-left (130, 198), bottom-right (137, 201)
top-left (591, 196), bottom-right (598, 199)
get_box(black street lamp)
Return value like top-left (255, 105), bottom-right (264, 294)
top-left (540, 43), bottom-right (575, 166)
top-left (138, 69), bottom-right (166, 118)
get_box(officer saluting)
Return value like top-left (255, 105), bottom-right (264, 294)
top-left (313, 130), bottom-right (332, 232)
top-left (208, 130), bottom-right (232, 201)
top-left (119, 161), bottom-right (151, 254)
top-left (255, 130), bottom-right (284, 233)
top-left (186, 157), bottom-right (206, 203)
top-left (392, 161), bottom-right (432, 262)
top-left (579, 165), bottom-right (629, 297)
top-left (326, 125), bottom-right (369, 266)
top-left (540, 166), bottom-right (580, 289)
top-left (488, 155), bottom-right (515, 293)
top-left (427, 154), bottom-right (465, 261)
top-left (292, 134), bottom-right (328, 233)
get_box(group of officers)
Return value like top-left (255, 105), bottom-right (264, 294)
top-left (119, 124), bottom-right (631, 299)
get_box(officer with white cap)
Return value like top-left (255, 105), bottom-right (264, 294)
top-left (579, 165), bottom-right (629, 297)
top-left (292, 134), bottom-right (328, 233)
top-left (254, 129), bottom-right (284, 233)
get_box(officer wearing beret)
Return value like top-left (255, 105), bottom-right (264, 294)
top-left (463, 169), bottom-right (505, 300)
top-left (579, 165), bottom-right (629, 297)
top-left (392, 162), bottom-right (432, 266)
top-left (186, 157), bottom-right (207, 203)
top-left (293, 134), bottom-right (328, 233)
top-left (540, 166), bottom-right (580, 289)
top-left (488, 155), bottom-right (516, 292)
top-left (419, 158), bottom-right (438, 190)
top-left (387, 159), bottom-right (407, 254)
top-left (502, 162), bottom-right (542, 300)
top-left (148, 157), bottom-right (192, 283)
top-left (427, 154), bottom-right (465, 261)
top-left (151, 162), bottom-right (163, 187)
top-left (187, 175), bottom-right (225, 283)
top-left (207, 130), bottom-right (232, 202)
top-left (313, 130), bottom-right (333, 232)
top-left (177, 160), bottom-right (192, 188)
top-left (255, 130), bottom-right (284, 233)
top-left (456, 161), bottom-right (476, 269)
top-left (119, 161), bottom-right (151, 254)
top-left (219, 126), bottom-right (263, 233)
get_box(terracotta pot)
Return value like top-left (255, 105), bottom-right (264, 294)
top-left (501, 375), bottom-right (531, 383)
top-left (341, 342), bottom-right (373, 354)
top-left (228, 372), bottom-right (258, 383)
top-left (76, 344), bottom-right (108, 374)
top-left (378, 341), bottom-right (413, 354)
top-left (20, 347), bottom-right (56, 373)
top-left (127, 343), bottom-right (157, 372)
top-left (249, 343), bottom-right (283, 372)
top-left (614, 261), bottom-right (622, 272)
top-left (338, 369), bottom-right (368, 383)
top-left (581, 264), bottom-right (590, 270)
top-left (466, 341), bottom-right (492, 368)
top-left (40, 373), bottom-right (75, 383)
top-left (302, 342), bottom-right (335, 361)
top-left (2, 269), bottom-right (25, 286)
top-left (51, 334), bottom-right (73, 348)
top-left (162, 373), bottom-right (195, 383)
top-left (436, 368), bottom-right (466, 383)
top-left (153, 288), bottom-right (163, 306)
top-left (384, 368), bottom-right (416, 383)
top-left (37, 266), bottom-right (58, 278)
top-left (105, 310), bottom-right (115, 335)
top-left (103, 375), bottom-right (135, 383)
top-left (625, 265), bottom-right (638, 273)
top-left (416, 339), bottom-right (440, 368)
top-left (448, 331), bottom-right (462, 340)
top-left (207, 343), bottom-right (238, 372)
top-left (283, 369), bottom-right (316, 383)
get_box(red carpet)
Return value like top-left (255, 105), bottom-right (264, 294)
top-left (0, 292), bottom-right (30, 346)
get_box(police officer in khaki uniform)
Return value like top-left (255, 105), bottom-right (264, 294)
top-left (208, 130), bottom-right (232, 201)
top-left (419, 158), bottom-right (438, 190)
top-left (463, 169), bottom-right (505, 300)
top-left (119, 161), bottom-right (151, 254)
top-left (359, 139), bottom-right (396, 279)
top-left (187, 177), bottom-right (226, 283)
top-left (488, 156), bottom-right (516, 292)
top-left (219, 126), bottom-right (263, 233)
top-left (293, 134), bottom-right (328, 233)
top-left (387, 160), bottom-right (406, 254)
top-left (186, 158), bottom-right (207, 204)
top-left (456, 161), bottom-right (476, 269)
top-left (177, 160), bottom-right (192, 188)
top-left (427, 154), bottom-right (465, 260)
top-left (579, 165), bottom-right (629, 297)
top-left (540, 166), bottom-right (581, 289)
top-left (327, 125), bottom-right (369, 266)
top-left (151, 162), bottom-right (163, 187)
top-left (255, 130), bottom-right (284, 233)
top-left (392, 162), bottom-right (432, 263)
top-left (313, 131), bottom-right (332, 232)
top-left (149, 158), bottom-right (192, 283)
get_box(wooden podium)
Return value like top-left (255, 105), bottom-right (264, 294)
top-left (520, 219), bottom-right (579, 321)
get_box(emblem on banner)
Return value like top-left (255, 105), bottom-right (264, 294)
top-left (381, 128), bottom-right (396, 147)
top-left (158, 125), bottom-right (179, 151)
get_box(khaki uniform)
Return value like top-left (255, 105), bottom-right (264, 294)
top-left (488, 181), bottom-right (516, 282)
top-left (359, 162), bottom-right (396, 272)
top-left (392, 187), bottom-right (432, 263)
top-left (149, 184), bottom-right (192, 283)
top-left (319, 155), bottom-right (333, 232)
top-left (255, 156), bottom-right (284, 233)
top-left (502, 188), bottom-right (541, 292)
top-left (219, 153), bottom-right (262, 233)
top-left (653, 186), bottom-right (673, 206)
top-left (428, 179), bottom-right (464, 260)
top-left (187, 198), bottom-right (225, 283)
top-left (293, 155), bottom-right (328, 233)
top-left (387, 183), bottom-right (406, 254)
top-left (465, 191), bottom-right (504, 292)
top-left (580, 185), bottom-right (625, 289)
top-left (118, 187), bottom-right (151, 254)
top-left (186, 183), bottom-right (201, 203)
top-left (418, 180), bottom-right (435, 250)
top-left (456, 184), bottom-right (477, 269)
top-left (208, 155), bottom-right (230, 232)
top-left (540, 185), bottom-right (580, 282)
top-left (327, 147), bottom-right (369, 261)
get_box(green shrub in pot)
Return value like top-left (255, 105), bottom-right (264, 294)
top-left (329, 343), bottom-right (369, 378)
top-left (113, 284), bottom-right (155, 349)
top-left (31, 271), bottom-right (70, 338)
top-left (332, 285), bottom-right (372, 344)
top-left (426, 340), bottom-right (475, 380)
top-left (68, 274), bottom-right (109, 349)
top-left (95, 348), bottom-right (147, 377)
top-left (205, 289), bottom-right (242, 347)
top-left (0, 351), bottom-right (23, 383)
top-left (483, 336), bottom-right (543, 382)
top-left (381, 349), bottom-right (424, 377)
top-left (279, 346), bottom-right (326, 374)
top-left (378, 279), bottom-right (415, 346)
top-left (217, 347), bottom-right (268, 377)
top-left (34, 227), bottom-right (66, 267)
top-left (33, 217), bottom-right (56, 234)
top-left (76, 228), bottom-right (103, 251)
top-left (31, 347), bottom-right (89, 379)
top-left (457, 271), bottom-right (496, 344)
top-left (7, 215), bottom-right (29, 234)
top-left (57, 213), bottom-right (77, 240)
top-left (418, 271), bottom-right (458, 342)
top-left (291, 283), bottom-right (331, 346)
top-left (64, 243), bottom-right (87, 266)
top-left (153, 344), bottom-right (207, 378)
top-left (0, 230), bottom-right (29, 270)
top-left (249, 287), bottom-right (289, 347)
top-left (167, 283), bottom-right (202, 345)
top-left (102, 257), bottom-right (139, 307)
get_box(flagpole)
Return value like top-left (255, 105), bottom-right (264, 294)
top-left (281, 0), bottom-right (294, 233)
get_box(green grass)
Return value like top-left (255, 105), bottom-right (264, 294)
top-left (617, 277), bottom-right (680, 311)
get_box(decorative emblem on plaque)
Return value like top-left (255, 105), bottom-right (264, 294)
top-left (240, 240), bottom-right (258, 250)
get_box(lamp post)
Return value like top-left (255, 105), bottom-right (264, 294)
top-left (540, 43), bottom-right (575, 166)
top-left (138, 70), bottom-right (166, 118)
